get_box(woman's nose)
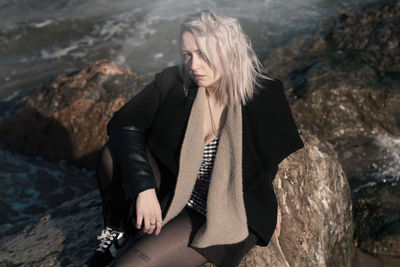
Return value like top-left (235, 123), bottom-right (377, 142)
top-left (190, 54), bottom-right (201, 71)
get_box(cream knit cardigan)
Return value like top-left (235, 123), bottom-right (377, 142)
top-left (160, 87), bottom-right (249, 248)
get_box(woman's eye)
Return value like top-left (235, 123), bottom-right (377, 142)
top-left (198, 52), bottom-right (210, 64)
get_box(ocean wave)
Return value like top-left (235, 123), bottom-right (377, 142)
top-left (0, 148), bottom-right (95, 227)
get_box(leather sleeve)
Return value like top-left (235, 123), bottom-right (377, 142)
top-left (106, 66), bottom-right (178, 200)
top-left (108, 126), bottom-right (158, 200)
top-left (107, 67), bottom-right (177, 133)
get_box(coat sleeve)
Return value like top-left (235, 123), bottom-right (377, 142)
top-left (269, 79), bottom-right (304, 166)
top-left (257, 78), bottom-right (304, 171)
top-left (106, 66), bottom-right (177, 200)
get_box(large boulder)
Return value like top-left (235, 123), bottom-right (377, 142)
top-left (263, 0), bottom-right (400, 259)
top-left (264, 0), bottom-right (400, 143)
top-left (0, 132), bottom-right (353, 266)
top-left (0, 59), bottom-right (149, 169)
top-left (271, 132), bottom-right (353, 266)
top-left (234, 132), bottom-right (353, 267)
top-left (353, 181), bottom-right (400, 258)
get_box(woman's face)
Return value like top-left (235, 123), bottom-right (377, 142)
top-left (181, 31), bottom-right (221, 89)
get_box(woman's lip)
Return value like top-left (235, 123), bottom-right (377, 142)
top-left (194, 74), bottom-right (204, 79)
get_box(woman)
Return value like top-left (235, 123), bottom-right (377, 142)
top-left (85, 9), bottom-right (303, 267)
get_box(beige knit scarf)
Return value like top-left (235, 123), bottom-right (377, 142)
top-left (161, 86), bottom-right (249, 248)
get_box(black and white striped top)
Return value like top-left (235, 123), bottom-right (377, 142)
top-left (186, 135), bottom-right (220, 216)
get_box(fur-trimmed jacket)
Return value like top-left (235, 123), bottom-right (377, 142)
top-left (106, 65), bottom-right (304, 247)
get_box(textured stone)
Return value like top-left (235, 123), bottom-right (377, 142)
top-left (264, 0), bottom-right (400, 143)
top-left (270, 132), bottom-right (353, 267)
top-left (353, 181), bottom-right (400, 258)
top-left (0, 59), bottom-right (149, 169)
top-left (263, 1), bottom-right (400, 260)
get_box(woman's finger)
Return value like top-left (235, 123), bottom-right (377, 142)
top-left (143, 215), bottom-right (151, 233)
top-left (136, 213), bottom-right (143, 230)
top-left (147, 218), bottom-right (157, 234)
top-left (154, 218), bottom-right (163, 235)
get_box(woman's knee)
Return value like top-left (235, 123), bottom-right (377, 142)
top-left (96, 142), bottom-right (116, 188)
top-left (98, 142), bottom-right (114, 167)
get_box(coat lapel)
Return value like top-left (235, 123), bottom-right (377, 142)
top-left (147, 82), bottom-right (198, 175)
top-left (161, 87), bottom-right (249, 248)
top-left (147, 80), bottom-right (263, 189)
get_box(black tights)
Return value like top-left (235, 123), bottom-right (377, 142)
top-left (96, 143), bottom-right (208, 267)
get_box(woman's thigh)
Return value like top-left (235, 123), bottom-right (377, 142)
top-left (112, 206), bottom-right (208, 267)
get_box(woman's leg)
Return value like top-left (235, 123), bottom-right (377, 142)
top-left (84, 143), bottom-right (135, 267)
top-left (112, 206), bottom-right (208, 267)
top-left (96, 142), bottom-right (135, 233)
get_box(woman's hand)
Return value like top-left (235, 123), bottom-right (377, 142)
top-left (275, 206), bottom-right (281, 238)
top-left (136, 188), bottom-right (163, 235)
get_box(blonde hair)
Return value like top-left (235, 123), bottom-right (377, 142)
top-left (179, 9), bottom-right (272, 105)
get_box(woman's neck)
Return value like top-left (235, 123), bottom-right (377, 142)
top-left (205, 87), bottom-right (226, 107)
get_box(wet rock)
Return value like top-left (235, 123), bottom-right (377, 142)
top-left (318, 0), bottom-right (400, 74)
top-left (352, 246), bottom-right (400, 267)
top-left (271, 132), bottom-right (353, 267)
top-left (264, 1), bottom-right (400, 260)
top-left (333, 134), bottom-right (400, 189)
top-left (264, 0), bottom-right (400, 142)
top-left (353, 181), bottom-right (400, 258)
top-left (0, 133), bottom-right (353, 266)
top-left (0, 148), bottom-right (95, 228)
top-left (0, 59), bottom-right (149, 169)
top-left (0, 191), bottom-right (103, 267)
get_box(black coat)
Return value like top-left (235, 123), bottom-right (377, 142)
top-left (107, 65), bottom-right (304, 247)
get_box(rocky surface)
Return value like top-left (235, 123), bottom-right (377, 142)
top-left (273, 132), bottom-right (353, 266)
top-left (353, 181), bottom-right (400, 258)
top-left (0, 191), bottom-right (103, 267)
top-left (264, 0), bottom-right (400, 143)
top-left (0, 59), bottom-right (149, 169)
top-left (0, 148), bottom-right (96, 233)
top-left (352, 247), bottom-right (400, 267)
top-left (0, 133), bottom-right (353, 266)
top-left (263, 0), bottom-right (400, 259)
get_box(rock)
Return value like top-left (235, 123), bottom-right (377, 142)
top-left (0, 148), bottom-right (95, 229)
top-left (271, 132), bottom-right (353, 267)
top-left (333, 134), bottom-right (400, 189)
top-left (0, 191), bottom-right (103, 267)
top-left (317, 0), bottom-right (400, 74)
top-left (353, 181), bottom-right (400, 258)
top-left (263, 1), bottom-right (400, 259)
top-left (0, 59), bottom-right (150, 169)
top-left (0, 132), bottom-right (353, 266)
top-left (265, 0), bottom-right (400, 143)
top-left (352, 246), bottom-right (400, 267)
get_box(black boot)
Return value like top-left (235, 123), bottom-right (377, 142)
top-left (84, 227), bottom-right (128, 267)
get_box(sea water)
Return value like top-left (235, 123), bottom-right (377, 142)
top-left (0, 0), bottom-right (375, 99)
